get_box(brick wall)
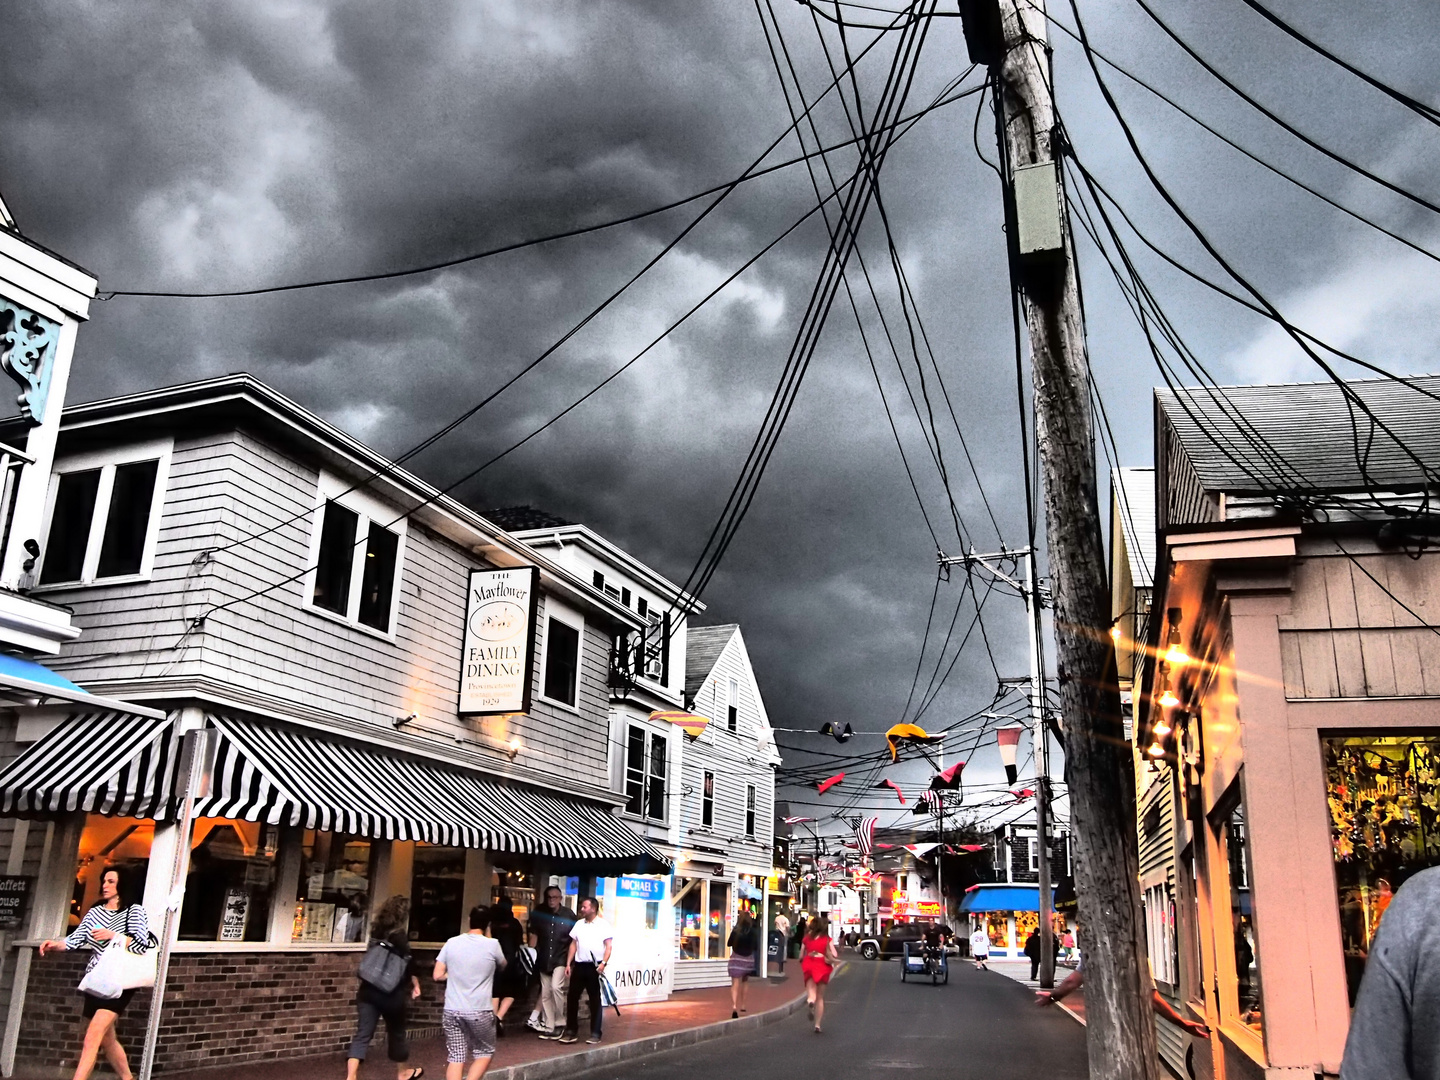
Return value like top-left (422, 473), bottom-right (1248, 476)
top-left (15, 948), bottom-right (445, 1076)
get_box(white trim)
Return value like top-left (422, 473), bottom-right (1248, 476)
top-left (33, 437), bottom-right (173, 589)
top-left (537, 597), bottom-right (584, 712)
top-left (300, 469), bottom-right (408, 640)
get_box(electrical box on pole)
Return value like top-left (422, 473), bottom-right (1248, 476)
top-left (1013, 162), bottom-right (1064, 260)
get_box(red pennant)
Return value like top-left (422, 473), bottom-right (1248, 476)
top-left (817, 772), bottom-right (845, 795)
top-left (876, 779), bottom-right (907, 805)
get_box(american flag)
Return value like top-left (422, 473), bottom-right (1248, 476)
top-left (855, 816), bottom-right (877, 856)
top-left (782, 816), bottom-right (813, 825)
top-left (921, 789), bottom-right (943, 816)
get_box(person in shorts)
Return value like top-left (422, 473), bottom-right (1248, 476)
top-left (434, 906), bottom-right (508, 1080)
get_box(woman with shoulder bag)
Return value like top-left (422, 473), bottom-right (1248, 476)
top-left (38, 866), bottom-right (154, 1080)
top-left (345, 896), bottom-right (423, 1080)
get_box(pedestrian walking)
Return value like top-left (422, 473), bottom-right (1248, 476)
top-left (345, 895), bottom-right (424, 1080)
top-left (434, 906), bottom-right (508, 1080)
top-left (1341, 866), bottom-right (1440, 1079)
top-left (488, 895), bottom-right (525, 1037)
top-left (526, 886), bottom-right (577, 1039)
top-left (38, 867), bottom-right (153, 1080)
top-left (800, 914), bottom-right (838, 1034)
top-left (559, 897), bottom-right (613, 1045)
top-left (727, 910), bottom-right (759, 1018)
top-left (1061, 930), bottom-right (1075, 963)
top-left (969, 926), bottom-right (990, 970)
top-left (772, 912), bottom-right (790, 974)
top-left (1024, 930), bottom-right (1041, 981)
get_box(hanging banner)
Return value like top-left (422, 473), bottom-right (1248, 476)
top-left (459, 567), bottom-right (540, 715)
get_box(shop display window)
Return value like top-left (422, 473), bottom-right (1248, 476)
top-left (986, 911), bottom-right (1008, 949)
top-left (1325, 734), bottom-right (1440, 1003)
top-left (1015, 909), bottom-right (1039, 950)
top-left (1218, 789), bottom-right (1262, 1036)
top-left (675, 878), bottom-right (703, 959)
top-left (74, 817), bottom-right (154, 930)
top-left (410, 845), bottom-right (466, 942)
top-left (180, 821), bottom-right (276, 942)
top-left (292, 831), bottom-right (373, 943)
top-left (492, 866), bottom-right (535, 925)
top-left (708, 882), bottom-right (731, 959)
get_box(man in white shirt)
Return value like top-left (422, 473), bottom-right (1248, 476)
top-left (559, 897), bottom-right (613, 1045)
top-left (970, 926), bottom-right (991, 970)
top-left (434, 906), bottom-right (508, 1080)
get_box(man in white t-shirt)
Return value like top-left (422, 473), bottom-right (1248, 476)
top-left (970, 926), bottom-right (991, 970)
top-left (434, 906), bottom-right (508, 1080)
top-left (559, 898), bottom-right (613, 1045)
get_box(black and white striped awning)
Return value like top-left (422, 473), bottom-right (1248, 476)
top-left (0, 711), bottom-right (178, 818)
top-left (195, 714), bottom-right (667, 864)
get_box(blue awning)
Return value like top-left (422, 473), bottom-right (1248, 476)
top-left (0, 652), bottom-right (164, 719)
top-left (0, 652), bottom-right (83, 692)
top-left (957, 884), bottom-right (1052, 914)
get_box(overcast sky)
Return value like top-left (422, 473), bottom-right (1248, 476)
top-left (4, 0), bottom-right (1438, 837)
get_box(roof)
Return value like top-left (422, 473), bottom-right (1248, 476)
top-left (1112, 467), bottom-right (1155, 588)
top-left (1156, 375), bottom-right (1440, 495)
top-left (685, 624), bottom-right (738, 698)
top-left (957, 883), bottom-right (1050, 914)
top-left (483, 506), bottom-right (576, 532)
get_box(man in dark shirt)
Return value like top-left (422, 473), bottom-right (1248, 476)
top-left (1342, 867), bottom-right (1440, 1080)
top-left (527, 886), bottom-right (577, 1039)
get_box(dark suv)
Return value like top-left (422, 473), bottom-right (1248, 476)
top-left (857, 923), bottom-right (953, 960)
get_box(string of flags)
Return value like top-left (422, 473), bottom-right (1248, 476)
top-left (884, 723), bottom-right (942, 762)
top-left (875, 778), bottom-right (907, 804)
top-left (819, 722), bottom-right (853, 743)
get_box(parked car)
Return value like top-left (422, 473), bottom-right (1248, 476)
top-left (856, 923), bottom-right (957, 960)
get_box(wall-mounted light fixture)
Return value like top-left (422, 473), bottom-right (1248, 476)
top-left (506, 737), bottom-right (522, 761)
top-left (1162, 608), bottom-right (1191, 667)
top-left (393, 712), bottom-right (418, 729)
top-left (1156, 671), bottom-right (1179, 710)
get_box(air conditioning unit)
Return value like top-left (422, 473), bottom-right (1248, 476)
top-left (645, 656), bottom-right (665, 680)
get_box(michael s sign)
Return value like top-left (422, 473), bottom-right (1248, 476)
top-left (459, 567), bottom-right (539, 715)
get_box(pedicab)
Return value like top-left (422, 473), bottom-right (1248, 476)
top-left (900, 939), bottom-right (948, 985)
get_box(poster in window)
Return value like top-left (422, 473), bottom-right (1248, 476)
top-left (459, 567), bottom-right (539, 715)
top-left (218, 887), bottom-right (250, 941)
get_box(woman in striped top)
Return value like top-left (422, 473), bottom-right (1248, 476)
top-left (39, 867), bottom-right (152, 1080)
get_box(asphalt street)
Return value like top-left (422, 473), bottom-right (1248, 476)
top-left (573, 957), bottom-right (1089, 1080)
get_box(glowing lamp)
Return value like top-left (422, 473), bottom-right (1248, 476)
top-left (1147, 741), bottom-right (1165, 758)
top-left (1158, 687), bottom-right (1179, 709)
top-left (1152, 717), bottom-right (1172, 737)
top-left (1108, 622), bottom-right (1122, 642)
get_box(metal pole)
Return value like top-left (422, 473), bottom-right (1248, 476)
top-left (1026, 549), bottom-right (1055, 988)
top-left (138, 727), bottom-right (212, 1080)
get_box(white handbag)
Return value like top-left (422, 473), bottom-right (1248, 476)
top-left (77, 917), bottom-right (159, 998)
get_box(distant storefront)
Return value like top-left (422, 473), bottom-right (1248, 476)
top-left (957, 883), bottom-right (1063, 959)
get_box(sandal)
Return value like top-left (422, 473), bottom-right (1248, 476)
top-left (401, 1070), bottom-right (425, 1080)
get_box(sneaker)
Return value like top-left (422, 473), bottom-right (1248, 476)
top-left (558, 1032), bottom-right (578, 1044)
top-left (538, 1028), bottom-right (564, 1041)
top-left (586, 1035), bottom-right (601, 1044)
top-left (526, 1016), bottom-right (547, 1033)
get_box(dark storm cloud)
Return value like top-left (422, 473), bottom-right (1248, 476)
top-left (4, 0), bottom-right (1440, 834)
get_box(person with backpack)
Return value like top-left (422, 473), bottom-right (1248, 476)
top-left (345, 895), bottom-right (423, 1080)
top-left (39, 866), bottom-right (153, 1080)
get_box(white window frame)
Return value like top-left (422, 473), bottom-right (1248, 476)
top-left (302, 470), bottom-right (408, 641)
top-left (623, 722), bottom-right (669, 823)
top-left (537, 597), bottom-right (585, 712)
top-left (35, 437), bottom-right (174, 590)
top-left (745, 783), bottom-right (756, 836)
top-left (1028, 836), bottom-right (1040, 873)
top-left (727, 678), bottom-right (739, 732)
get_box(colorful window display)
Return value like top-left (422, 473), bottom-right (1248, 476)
top-left (1325, 734), bottom-right (1440, 1003)
top-left (986, 911), bottom-right (1008, 949)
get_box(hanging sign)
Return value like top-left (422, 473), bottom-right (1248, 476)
top-left (0, 876), bottom-right (34, 931)
top-left (459, 567), bottom-right (540, 715)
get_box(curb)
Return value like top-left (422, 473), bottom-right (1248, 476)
top-left (485, 989), bottom-right (810, 1080)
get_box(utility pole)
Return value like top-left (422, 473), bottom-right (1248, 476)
top-left (959, 1), bottom-right (1158, 1078)
top-left (938, 546), bottom-right (1053, 987)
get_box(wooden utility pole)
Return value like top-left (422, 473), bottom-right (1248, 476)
top-left (960, 0), bottom-right (1158, 1077)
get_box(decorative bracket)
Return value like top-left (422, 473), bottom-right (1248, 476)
top-left (0, 299), bottom-right (60, 425)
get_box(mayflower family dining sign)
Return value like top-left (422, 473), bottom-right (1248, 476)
top-left (459, 566), bottom-right (539, 714)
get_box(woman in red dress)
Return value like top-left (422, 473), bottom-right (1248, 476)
top-left (799, 915), bottom-right (839, 1033)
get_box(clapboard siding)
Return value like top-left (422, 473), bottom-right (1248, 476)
top-left (44, 426), bottom-right (612, 792)
top-left (678, 630), bottom-right (776, 871)
top-left (1278, 546), bottom-right (1440, 699)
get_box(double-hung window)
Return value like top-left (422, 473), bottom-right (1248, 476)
top-left (745, 784), bottom-right (756, 835)
top-left (39, 440), bottom-right (171, 587)
top-left (305, 475), bottom-right (406, 635)
top-left (702, 772), bottom-right (714, 827)
top-left (542, 614), bottom-right (581, 707)
top-left (727, 678), bottom-right (739, 732)
top-left (625, 725), bottom-right (667, 822)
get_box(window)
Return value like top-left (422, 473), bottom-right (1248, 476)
top-left (593, 570), bottom-right (605, 589)
top-left (1218, 785), bottom-right (1262, 1036)
top-left (727, 678), bottom-right (738, 732)
top-left (40, 444), bottom-right (169, 586)
top-left (625, 725), bottom-right (667, 822)
top-left (708, 881), bottom-right (730, 958)
top-left (542, 617), bottom-right (581, 706)
top-left (410, 845), bottom-right (466, 943)
top-left (745, 784), bottom-right (756, 835)
top-left (306, 479), bottom-right (405, 634)
top-left (293, 832), bottom-right (374, 943)
top-left (637, 611), bottom-right (670, 684)
top-left (637, 596), bottom-right (648, 617)
top-left (178, 820), bottom-right (277, 943)
top-left (621, 587), bottom-right (631, 607)
top-left (1143, 882), bottom-right (1177, 987)
top-left (676, 878), bottom-right (702, 959)
top-left (702, 772), bottom-right (714, 827)
top-left (1029, 837), bottom-right (1040, 872)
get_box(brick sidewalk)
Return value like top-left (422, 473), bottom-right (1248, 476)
top-left (153, 976), bottom-right (804, 1080)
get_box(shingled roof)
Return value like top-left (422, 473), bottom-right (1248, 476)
top-left (685, 624), bottom-right (738, 699)
top-left (482, 505), bottom-right (576, 532)
top-left (1156, 375), bottom-right (1440, 495)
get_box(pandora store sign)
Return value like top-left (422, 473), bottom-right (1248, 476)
top-left (459, 567), bottom-right (539, 715)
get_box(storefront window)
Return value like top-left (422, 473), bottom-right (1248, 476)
top-left (410, 845), bottom-right (466, 942)
top-left (179, 821), bottom-right (277, 942)
top-left (74, 817), bottom-right (154, 930)
top-left (293, 831), bottom-right (373, 943)
top-left (675, 878), bottom-right (702, 959)
top-left (986, 911), bottom-right (1008, 949)
top-left (1221, 793), bottom-right (1262, 1035)
top-left (1015, 909), bottom-right (1039, 951)
top-left (1325, 734), bottom-right (1440, 1003)
top-left (707, 882), bottom-right (730, 959)
top-left (492, 867), bottom-right (534, 925)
